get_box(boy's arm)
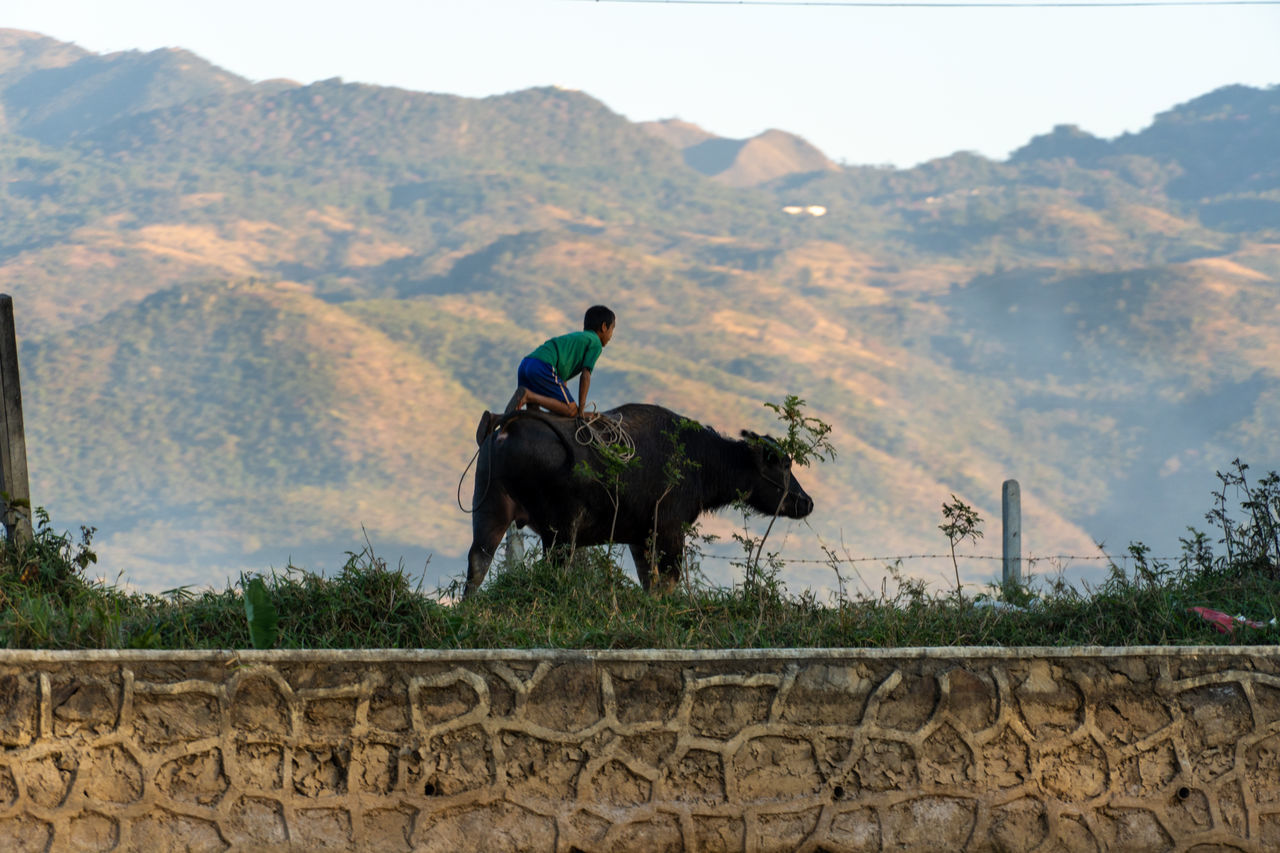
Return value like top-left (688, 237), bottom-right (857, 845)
top-left (576, 368), bottom-right (592, 416)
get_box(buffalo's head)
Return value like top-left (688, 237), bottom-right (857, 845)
top-left (741, 431), bottom-right (815, 519)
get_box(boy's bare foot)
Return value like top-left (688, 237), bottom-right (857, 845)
top-left (503, 387), bottom-right (528, 415)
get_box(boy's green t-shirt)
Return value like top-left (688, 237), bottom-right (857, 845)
top-left (529, 331), bottom-right (603, 381)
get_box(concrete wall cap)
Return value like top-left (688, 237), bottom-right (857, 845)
top-left (0, 644), bottom-right (1274, 664)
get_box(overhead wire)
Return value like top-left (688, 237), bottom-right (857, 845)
top-left (574, 0), bottom-right (1279, 8)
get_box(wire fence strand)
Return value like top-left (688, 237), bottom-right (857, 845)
top-left (693, 551), bottom-right (1182, 565)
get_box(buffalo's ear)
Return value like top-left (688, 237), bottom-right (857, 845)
top-left (742, 431), bottom-right (787, 466)
top-left (741, 430), bottom-right (768, 457)
top-left (762, 436), bottom-right (789, 466)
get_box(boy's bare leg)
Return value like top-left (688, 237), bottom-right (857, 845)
top-left (520, 390), bottom-right (577, 417)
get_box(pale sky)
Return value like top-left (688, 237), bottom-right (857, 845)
top-left (5, 0), bottom-right (1279, 167)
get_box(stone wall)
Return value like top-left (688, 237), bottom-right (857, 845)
top-left (0, 647), bottom-right (1278, 851)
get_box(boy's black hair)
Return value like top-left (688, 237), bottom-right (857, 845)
top-left (583, 305), bottom-right (615, 333)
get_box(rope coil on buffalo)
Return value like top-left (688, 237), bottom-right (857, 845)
top-left (574, 409), bottom-right (636, 461)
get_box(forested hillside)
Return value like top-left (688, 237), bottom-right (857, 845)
top-left (2, 28), bottom-right (1276, 592)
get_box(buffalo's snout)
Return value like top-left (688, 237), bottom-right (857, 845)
top-left (780, 481), bottom-right (814, 519)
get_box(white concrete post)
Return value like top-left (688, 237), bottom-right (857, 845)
top-left (1002, 479), bottom-right (1021, 588)
top-left (504, 521), bottom-right (525, 567)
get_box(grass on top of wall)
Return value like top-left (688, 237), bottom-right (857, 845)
top-left (1, 458), bottom-right (1277, 650)
top-left (0, 518), bottom-right (1276, 651)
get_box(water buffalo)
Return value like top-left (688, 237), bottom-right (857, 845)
top-left (465, 403), bottom-right (815, 597)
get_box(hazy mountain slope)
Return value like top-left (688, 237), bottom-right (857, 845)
top-left (1012, 84), bottom-right (1280, 233)
top-left (24, 280), bottom-right (486, 583)
top-left (1012, 84), bottom-right (1280, 195)
top-left (0, 29), bottom-right (87, 78)
top-left (0, 199), bottom-right (427, 335)
top-left (1009, 124), bottom-right (1112, 167)
top-left (0, 32), bottom-right (252, 144)
top-left (767, 150), bottom-right (1234, 270)
top-left (0, 78), bottom-right (780, 335)
top-left (1117, 85), bottom-right (1280, 199)
top-left (937, 242), bottom-right (1280, 539)
top-left (639, 118), bottom-right (717, 150)
top-left (649, 124), bottom-right (841, 186)
top-left (79, 81), bottom-right (679, 173)
top-left (707, 129), bottom-right (841, 187)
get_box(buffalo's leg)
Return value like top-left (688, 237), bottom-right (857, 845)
top-left (631, 529), bottom-right (684, 593)
top-left (539, 511), bottom-right (586, 569)
top-left (652, 527), bottom-right (686, 593)
top-left (629, 544), bottom-right (655, 591)
top-left (466, 492), bottom-right (516, 598)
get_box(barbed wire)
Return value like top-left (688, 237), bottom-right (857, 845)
top-left (693, 551), bottom-right (1181, 564)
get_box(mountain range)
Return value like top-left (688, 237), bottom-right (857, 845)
top-left (2, 28), bottom-right (1277, 593)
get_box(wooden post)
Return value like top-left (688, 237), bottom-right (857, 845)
top-left (1002, 479), bottom-right (1021, 589)
top-left (0, 295), bottom-right (32, 545)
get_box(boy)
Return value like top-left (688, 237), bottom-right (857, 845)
top-left (505, 305), bottom-right (616, 418)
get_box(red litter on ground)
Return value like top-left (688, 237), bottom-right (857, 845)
top-left (1188, 606), bottom-right (1275, 634)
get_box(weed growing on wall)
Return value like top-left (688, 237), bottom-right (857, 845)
top-left (939, 496), bottom-right (984, 597)
top-left (1205, 459), bottom-right (1280, 576)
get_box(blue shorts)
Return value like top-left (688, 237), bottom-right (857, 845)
top-left (518, 356), bottom-right (574, 404)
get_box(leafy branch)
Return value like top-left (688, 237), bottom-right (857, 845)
top-left (939, 495), bottom-right (983, 596)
